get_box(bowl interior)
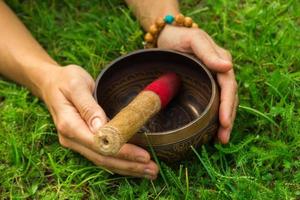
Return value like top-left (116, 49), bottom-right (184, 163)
top-left (95, 50), bottom-right (213, 133)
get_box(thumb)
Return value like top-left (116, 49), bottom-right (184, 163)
top-left (69, 86), bottom-right (108, 133)
top-left (191, 36), bottom-right (232, 72)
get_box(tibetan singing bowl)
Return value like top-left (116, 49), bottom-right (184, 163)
top-left (94, 49), bottom-right (219, 162)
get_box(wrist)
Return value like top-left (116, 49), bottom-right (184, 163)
top-left (144, 14), bottom-right (199, 48)
top-left (126, 0), bottom-right (179, 31)
top-left (25, 61), bottom-right (61, 98)
top-left (150, 7), bottom-right (179, 27)
top-left (145, 8), bottom-right (179, 31)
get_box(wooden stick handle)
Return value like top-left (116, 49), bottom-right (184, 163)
top-left (94, 91), bottom-right (161, 156)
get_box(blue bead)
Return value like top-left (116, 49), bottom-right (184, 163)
top-left (164, 15), bottom-right (174, 24)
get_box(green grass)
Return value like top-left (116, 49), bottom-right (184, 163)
top-left (0, 0), bottom-right (299, 199)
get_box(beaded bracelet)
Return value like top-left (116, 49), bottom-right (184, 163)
top-left (143, 13), bottom-right (199, 48)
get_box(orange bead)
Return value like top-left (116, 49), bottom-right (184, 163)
top-left (149, 24), bottom-right (158, 35)
top-left (184, 17), bottom-right (193, 27)
top-left (192, 23), bottom-right (199, 28)
top-left (144, 33), bottom-right (154, 43)
top-left (155, 17), bottom-right (166, 29)
top-left (175, 14), bottom-right (185, 25)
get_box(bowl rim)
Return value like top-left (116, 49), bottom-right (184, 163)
top-left (94, 48), bottom-right (217, 138)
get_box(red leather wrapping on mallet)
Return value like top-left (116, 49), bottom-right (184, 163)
top-left (144, 72), bottom-right (181, 108)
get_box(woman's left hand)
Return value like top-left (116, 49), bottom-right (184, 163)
top-left (157, 25), bottom-right (238, 144)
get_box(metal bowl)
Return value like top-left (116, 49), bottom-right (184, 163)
top-left (94, 49), bottom-right (219, 162)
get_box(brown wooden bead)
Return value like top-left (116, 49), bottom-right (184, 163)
top-left (155, 17), bottom-right (166, 29)
top-left (144, 33), bottom-right (154, 43)
top-left (192, 23), bottom-right (199, 28)
top-left (145, 43), bottom-right (155, 48)
top-left (149, 24), bottom-right (158, 35)
top-left (175, 14), bottom-right (185, 25)
top-left (184, 17), bottom-right (193, 27)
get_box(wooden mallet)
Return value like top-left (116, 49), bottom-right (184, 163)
top-left (94, 72), bottom-right (181, 156)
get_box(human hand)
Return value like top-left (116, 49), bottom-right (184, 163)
top-left (41, 65), bottom-right (159, 179)
top-left (157, 25), bottom-right (238, 144)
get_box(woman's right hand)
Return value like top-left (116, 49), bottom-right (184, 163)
top-left (41, 64), bottom-right (159, 180)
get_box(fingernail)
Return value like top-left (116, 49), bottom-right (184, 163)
top-left (218, 58), bottom-right (231, 66)
top-left (225, 131), bottom-right (231, 143)
top-left (144, 174), bottom-right (153, 180)
top-left (218, 56), bottom-right (228, 62)
top-left (91, 117), bottom-right (104, 132)
top-left (136, 156), bottom-right (148, 163)
top-left (221, 58), bottom-right (230, 63)
top-left (144, 168), bottom-right (155, 176)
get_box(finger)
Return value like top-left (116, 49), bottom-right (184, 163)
top-left (217, 69), bottom-right (238, 128)
top-left (67, 83), bottom-right (108, 133)
top-left (55, 103), bottom-right (96, 143)
top-left (215, 46), bottom-right (232, 62)
top-left (116, 143), bottom-right (151, 163)
top-left (190, 31), bottom-right (232, 72)
top-left (231, 94), bottom-right (239, 124)
top-left (203, 34), bottom-right (233, 63)
top-left (54, 104), bottom-right (151, 163)
top-left (100, 156), bottom-right (158, 180)
top-left (217, 126), bottom-right (231, 144)
top-left (61, 136), bottom-right (159, 179)
top-left (217, 95), bottom-right (238, 144)
top-left (217, 70), bottom-right (238, 144)
top-left (49, 91), bottom-right (104, 146)
top-left (211, 45), bottom-right (235, 144)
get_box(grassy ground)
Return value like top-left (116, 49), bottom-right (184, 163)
top-left (0, 0), bottom-right (299, 199)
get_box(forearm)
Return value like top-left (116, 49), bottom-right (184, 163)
top-left (125, 0), bottom-right (180, 31)
top-left (0, 1), bottom-right (58, 97)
